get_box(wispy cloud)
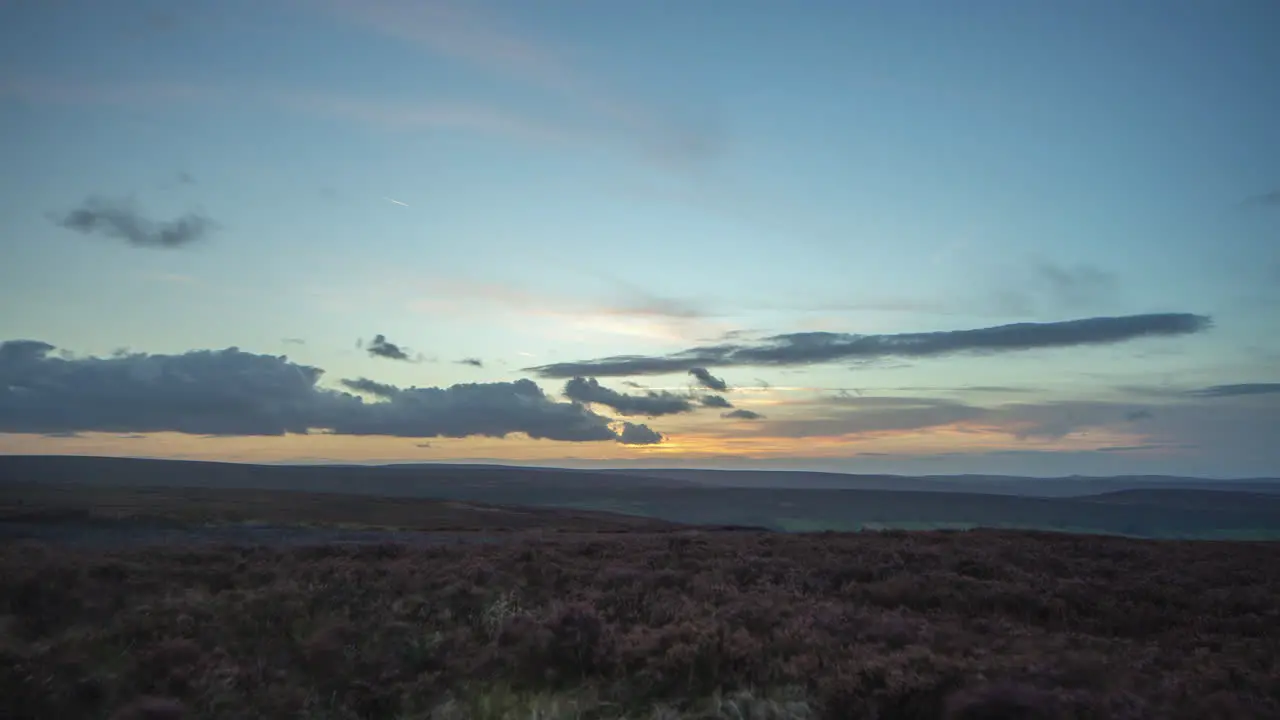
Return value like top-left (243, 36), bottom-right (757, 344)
top-left (51, 196), bottom-right (216, 249)
top-left (990, 261), bottom-right (1121, 317)
top-left (283, 92), bottom-right (575, 145)
top-left (529, 313), bottom-right (1213, 378)
top-left (321, 0), bottom-right (723, 168)
top-left (1243, 190), bottom-right (1280, 208)
top-left (0, 75), bottom-right (215, 106)
top-left (457, 357), bottom-right (485, 368)
top-left (1189, 383), bottom-right (1280, 398)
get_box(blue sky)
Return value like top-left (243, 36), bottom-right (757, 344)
top-left (2, 0), bottom-right (1278, 476)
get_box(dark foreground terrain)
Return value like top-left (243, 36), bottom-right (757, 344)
top-left (3, 530), bottom-right (1278, 719)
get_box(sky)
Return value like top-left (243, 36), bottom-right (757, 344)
top-left (1, 0), bottom-right (1278, 477)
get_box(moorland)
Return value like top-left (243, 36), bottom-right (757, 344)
top-left (2, 455), bottom-right (1279, 719)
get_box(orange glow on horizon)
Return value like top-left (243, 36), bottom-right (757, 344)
top-left (0, 419), bottom-right (1159, 465)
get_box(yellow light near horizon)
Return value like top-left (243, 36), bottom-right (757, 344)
top-left (0, 420), bottom-right (1157, 465)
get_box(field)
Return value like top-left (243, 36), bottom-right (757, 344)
top-left (4, 529), bottom-right (1279, 719)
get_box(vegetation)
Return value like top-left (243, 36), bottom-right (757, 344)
top-left (0, 482), bottom-right (682, 535)
top-left (5, 456), bottom-right (1278, 539)
top-left (3, 529), bottom-right (1278, 719)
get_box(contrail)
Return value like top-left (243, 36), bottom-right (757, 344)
top-left (383, 197), bottom-right (410, 207)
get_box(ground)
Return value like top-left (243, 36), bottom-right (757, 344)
top-left (3, 525), bottom-right (1278, 719)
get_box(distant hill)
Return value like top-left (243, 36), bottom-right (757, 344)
top-left (0, 455), bottom-right (699, 495)
top-left (595, 468), bottom-right (1280, 497)
top-left (2, 455), bottom-right (1278, 539)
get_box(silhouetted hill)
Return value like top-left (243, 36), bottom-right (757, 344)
top-left (598, 468), bottom-right (1280, 496)
top-left (2, 455), bottom-right (1278, 539)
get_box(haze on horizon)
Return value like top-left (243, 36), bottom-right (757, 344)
top-left (2, 0), bottom-right (1278, 478)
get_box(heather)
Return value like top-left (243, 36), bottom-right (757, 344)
top-left (3, 529), bottom-right (1278, 719)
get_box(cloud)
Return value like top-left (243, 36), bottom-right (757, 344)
top-left (1243, 190), bottom-right (1280, 208)
top-left (1035, 263), bottom-right (1120, 310)
top-left (52, 196), bottom-right (216, 249)
top-left (1095, 444), bottom-right (1191, 453)
top-left (750, 393), bottom-right (1280, 465)
top-left (722, 409), bottom-right (764, 420)
top-left (763, 397), bottom-right (983, 438)
top-left (365, 334), bottom-right (412, 361)
top-left (322, 0), bottom-right (722, 168)
top-left (457, 357), bottom-right (484, 368)
top-left (1189, 383), bottom-right (1280, 398)
top-left (339, 377), bottom-right (400, 398)
top-left (0, 339), bottom-right (658, 445)
top-left (689, 367), bottom-right (728, 392)
top-left (699, 394), bottom-right (733, 409)
top-left (562, 377), bottom-right (694, 417)
top-left (284, 93), bottom-right (575, 145)
top-left (282, 338), bottom-right (307, 346)
top-left (529, 313), bottom-right (1213, 378)
top-left (618, 422), bottom-right (664, 445)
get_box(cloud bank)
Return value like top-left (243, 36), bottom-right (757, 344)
top-left (529, 313), bottom-right (1212, 378)
top-left (0, 340), bottom-right (661, 445)
top-left (53, 196), bottom-right (216, 249)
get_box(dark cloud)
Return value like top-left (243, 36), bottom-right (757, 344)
top-left (366, 334), bottom-right (411, 361)
top-left (0, 339), bottom-right (57, 364)
top-left (618, 422), bottom-right (664, 445)
top-left (529, 314), bottom-right (1212, 378)
top-left (1125, 409), bottom-right (1154, 421)
top-left (339, 377), bottom-right (400, 399)
top-left (699, 394), bottom-right (733, 409)
top-left (562, 377), bottom-right (694, 417)
top-left (52, 196), bottom-right (216, 249)
top-left (0, 339), bottom-right (659, 445)
top-left (1243, 190), bottom-right (1280, 208)
top-left (457, 358), bottom-right (484, 368)
top-left (688, 367), bottom-right (728, 392)
top-left (722, 409), bottom-right (764, 420)
top-left (1189, 383), bottom-right (1280, 398)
